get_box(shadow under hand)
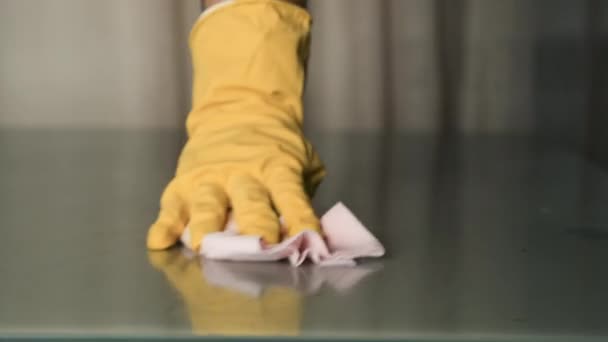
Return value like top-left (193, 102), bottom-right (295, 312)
top-left (147, 249), bottom-right (382, 336)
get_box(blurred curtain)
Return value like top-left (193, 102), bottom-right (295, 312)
top-left (305, 1), bottom-right (608, 139)
top-left (1, 0), bottom-right (607, 158)
top-left (0, 0), bottom-right (200, 128)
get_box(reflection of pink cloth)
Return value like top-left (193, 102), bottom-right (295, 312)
top-left (181, 203), bottom-right (385, 267)
top-left (201, 259), bottom-right (384, 297)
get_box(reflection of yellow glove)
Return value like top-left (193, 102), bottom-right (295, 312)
top-left (148, 251), bottom-right (302, 336)
top-left (147, 0), bottom-right (325, 251)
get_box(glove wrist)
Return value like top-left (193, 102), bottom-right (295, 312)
top-left (187, 0), bottom-right (312, 136)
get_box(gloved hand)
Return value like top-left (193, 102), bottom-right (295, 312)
top-left (147, 0), bottom-right (325, 251)
top-left (148, 250), bottom-right (302, 336)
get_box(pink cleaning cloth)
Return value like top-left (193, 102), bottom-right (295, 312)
top-left (180, 202), bottom-right (385, 267)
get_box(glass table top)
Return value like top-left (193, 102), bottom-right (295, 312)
top-left (0, 129), bottom-right (607, 341)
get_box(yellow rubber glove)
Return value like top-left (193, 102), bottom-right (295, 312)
top-left (148, 250), bottom-right (302, 336)
top-left (147, 0), bottom-right (325, 251)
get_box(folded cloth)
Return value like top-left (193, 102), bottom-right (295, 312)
top-left (180, 203), bottom-right (385, 267)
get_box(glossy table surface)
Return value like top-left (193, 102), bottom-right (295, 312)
top-left (1, 129), bottom-right (608, 341)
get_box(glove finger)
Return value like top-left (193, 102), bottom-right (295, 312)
top-left (188, 182), bottom-right (229, 252)
top-left (265, 167), bottom-right (320, 237)
top-left (227, 173), bottom-right (280, 244)
top-left (147, 179), bottom-right (188, 250)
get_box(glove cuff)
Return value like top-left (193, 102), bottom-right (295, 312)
top-left (187, 0), bottom-right (312, 136)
